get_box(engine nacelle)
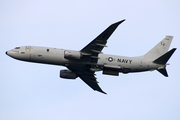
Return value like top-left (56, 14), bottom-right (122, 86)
top-left (64, 50), bottom-right (81, 60)
top-left (60, 69), bottom-right (77, 79)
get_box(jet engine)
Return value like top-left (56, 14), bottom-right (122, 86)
top-left (64, 50), bottom-right (81, 60)
top-left (60, 69), bottom-right (77, 79)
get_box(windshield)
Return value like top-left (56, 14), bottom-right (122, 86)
top-left (15, 47), bottom-right (20, 49)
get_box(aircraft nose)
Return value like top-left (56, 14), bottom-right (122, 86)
top-left (6, 51), bottom-right (8, 55)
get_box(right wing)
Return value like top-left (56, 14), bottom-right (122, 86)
top-left (80, 19), bottom-right (125, 63)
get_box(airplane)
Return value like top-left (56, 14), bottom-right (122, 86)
top-left (6, 19), bottom-right (177, 94)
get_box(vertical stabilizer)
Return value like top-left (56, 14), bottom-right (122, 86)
top-left (143, 36), bottom-right (173, 61)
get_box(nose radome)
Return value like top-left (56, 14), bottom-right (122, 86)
top-left (6, 51), bottom-right (8, 55)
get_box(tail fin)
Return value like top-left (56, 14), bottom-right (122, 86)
top-left (143, 36), bottom-right (173, 61)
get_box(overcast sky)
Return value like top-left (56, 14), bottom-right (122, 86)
top-left (1, 0), bottom-right (180, 120)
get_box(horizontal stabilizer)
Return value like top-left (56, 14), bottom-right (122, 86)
top-left (153, 48), bottom-right (177, 65)
top-left (157, 68), bottom-right (168, 77)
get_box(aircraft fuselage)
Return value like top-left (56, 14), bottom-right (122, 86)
top-left (6, 46), bottom-right (161, 74)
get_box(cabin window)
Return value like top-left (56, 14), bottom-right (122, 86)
top-left (38, 55), bottom-right (42, 57)
top-left (47, 49), bottom-right (49, 52)
top-left (20, 52), bottom-right (25, 54)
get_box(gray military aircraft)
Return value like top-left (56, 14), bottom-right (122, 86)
top-left (6, 19), bottom-right (176, 94)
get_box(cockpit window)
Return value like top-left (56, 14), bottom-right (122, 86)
top-left (15, 47), bottom-right (20, 49)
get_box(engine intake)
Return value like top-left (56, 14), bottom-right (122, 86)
top-left (64, 50), bottom-right (81, 60)
top-left (60, 69), bottom-right (77, 79)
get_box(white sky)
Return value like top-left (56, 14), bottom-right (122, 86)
top-left (1, 0), bottom-right (180, 120)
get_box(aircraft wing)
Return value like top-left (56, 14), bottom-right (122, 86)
top-left (77, 73), bottom-right (107, 94)
top-left (80, 19), bottom-right (125, 60)
top-left (69, 20), bottom-right (125, 94)
top-left (67, 66), bottom-right (106, 94)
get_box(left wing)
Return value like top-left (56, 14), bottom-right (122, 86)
top-left (68, 66), bottom-right (106, 94)
top-left (77, 72), bottom-right (107, 94)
